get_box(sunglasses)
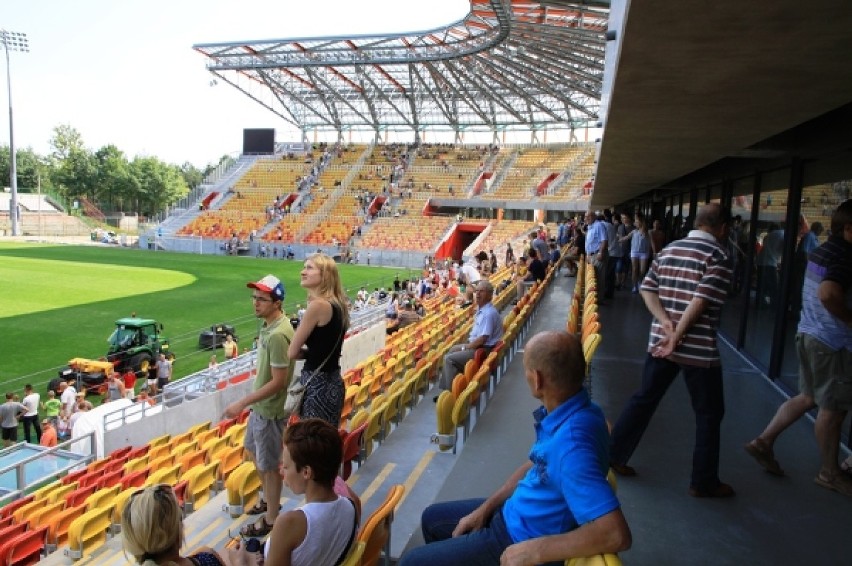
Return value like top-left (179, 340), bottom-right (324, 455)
top-left (129, 483), bottom-right (174, 504)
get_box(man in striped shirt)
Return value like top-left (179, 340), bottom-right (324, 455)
top-left (609, 203), bottom-right (735, 498)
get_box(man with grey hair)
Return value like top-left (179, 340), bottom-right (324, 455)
top-left (436, 279), bottom-right (503, 399)
top-left (609, 203), bottom-right (734, 498)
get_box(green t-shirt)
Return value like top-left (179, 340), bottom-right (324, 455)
top-left (44, 398), bottom-right (61, 417)
top-left (253, 315), bottom-right (295, 419)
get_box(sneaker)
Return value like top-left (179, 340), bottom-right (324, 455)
top-left (814, 473), bottom-right (852, 497)
top-left (688, 482), bottom-right (735, 498)
top-left (744, 440), bottom-right (785, 476)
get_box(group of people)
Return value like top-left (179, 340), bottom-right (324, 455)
top-left (602, 200), bottom-right (852, 502)
top-left (123, 244), bottom-right (629, 566)
top-left (116, 198), bottom-right (852, 565)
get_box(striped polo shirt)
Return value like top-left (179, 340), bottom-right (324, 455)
top-left (641, 230), bottom-right (732, 367)
top-left (797, 236), bottom-right (852, 351)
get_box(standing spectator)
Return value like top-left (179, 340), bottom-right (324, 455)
top-left (649, 219), bottom-right (667, 260)
top-left (59, 381), bottom-right (77, 418)
top-left (756, 224), bottom-right (785, 307)
top-left (489, 249), bottom-right (498, 273)
top-left (21, 384), bottom-right (41, 444)
top-left (745, 200), bottom-right (852, 496)
top-left (287, 255), bottom-right (349, 427)
top-left (603, 211), bottom-right (621, 298)
top-left (224, 274), bottom-right (295, 538)
top-left (223, 334), bottom-right (239, 360)
top-left (105, 378), bottom-right (127, 401)
top-left (625, 212), bottom-right (652, 294)
top-left (0, 393), bottom-right (27, 447)
top-left (437, 280), bottom-right (503, 399)
top-left (40, 418), bottom-right (57, 447)
top-left (122, 369), bottom-right (137, 400)
top-left (608, 203), bottom-right (735, 498)
top-left (105, 373), bottom-right (127, 402)
top-left (584, 210), bottom-right (609, 302)
top-left (400, 332), bottom-right (631, 566)
top-left (504, 242), bottom-right (515, 266)
top-left (42, 390), bottom-right (61, 427)
top-left (156, 353), bottom-right (172, 392)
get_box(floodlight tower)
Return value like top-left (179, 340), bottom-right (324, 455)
top-left (2, 29), bottom-right (29, 237)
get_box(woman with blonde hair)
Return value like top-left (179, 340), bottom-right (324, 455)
top-left (122, 484), bottom-right (225, 566)
top-left (287, 253), bottom-right (350, 427)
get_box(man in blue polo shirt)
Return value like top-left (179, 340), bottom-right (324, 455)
top-left (404, 331), bottom-right (631, 565)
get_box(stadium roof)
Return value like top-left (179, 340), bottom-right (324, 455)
top-left (193, 0), bottom-right (609, 135)
top-left (593, 0), bottom-right (852, 206)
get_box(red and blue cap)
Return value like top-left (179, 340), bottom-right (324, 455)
top-left (247, 274), bottom-right (285, 301)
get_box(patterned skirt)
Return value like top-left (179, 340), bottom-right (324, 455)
top-left (299, 368), bottom-right (344, 428)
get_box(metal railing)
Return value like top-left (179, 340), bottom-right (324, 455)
top-left (100, 353), bottom-right (258, 430)
top-left (0, 431), bottom-right (96, 501)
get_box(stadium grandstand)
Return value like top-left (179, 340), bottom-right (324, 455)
top-left (6, 0), bottom-right (852, 564)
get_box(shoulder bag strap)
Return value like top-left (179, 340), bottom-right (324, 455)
top-left (334, 497), bottom-right (359, 566)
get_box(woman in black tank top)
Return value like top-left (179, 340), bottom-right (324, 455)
top-left (288, 254), bottom-right (350, 427)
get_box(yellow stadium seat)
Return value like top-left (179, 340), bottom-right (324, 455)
top-left (66, 504), bottom-right (113, 559)
top-left (180, 461), bottom-right (219, 513)
top-left (224, 462), bottom-right (262, 518)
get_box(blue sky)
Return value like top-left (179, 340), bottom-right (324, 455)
top-left (2, 0), bottom-right (467, 167)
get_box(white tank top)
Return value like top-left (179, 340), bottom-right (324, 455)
top-left (264, 496), bottom-right (356, 566)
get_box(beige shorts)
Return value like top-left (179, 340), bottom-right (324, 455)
top-left (796, 333), bottom-right (852, 411)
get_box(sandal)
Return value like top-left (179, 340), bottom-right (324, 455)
top-left (240, 517), bottom-right (273, 537)
top-left (743, 440), bottom-right (784, 476)
top-left (246, 500), bottom-right (267, 515)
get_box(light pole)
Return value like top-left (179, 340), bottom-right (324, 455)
top-left (2, 30), bottom-right (29, 237)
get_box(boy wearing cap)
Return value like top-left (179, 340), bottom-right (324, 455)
top-left (224, 274), bottom-right (295, 538)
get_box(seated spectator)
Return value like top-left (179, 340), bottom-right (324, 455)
top-left (437, 281), bottom-right (503, 399)
top-left (227, 419), bottom-right (360, 566)
top-left (400, 332), bottom-right (631, 566)
top-left (387, 299), bottom-right (422, 334)
top-left (515, 249), bottom-right (547, 301)
top-left (122, 484), bottom-right (226, 565)
top-left (40, 419), bottom-right (57, 447)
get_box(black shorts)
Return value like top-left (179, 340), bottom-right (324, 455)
top-left (1, 427), bottom-right (17, 441)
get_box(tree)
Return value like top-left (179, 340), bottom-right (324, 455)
top-left (0, 146), bottom-right (51, 191)
top-left (129, 157), bottom-right (189, 217)
top-left (93, 145), bottom-right (135, 212)
top-left (48, 125), bottom-right (97, 201)
top-left (179, 161), bottom-right (204, 191)
top-left (49, 124), bottom-right (86, 161)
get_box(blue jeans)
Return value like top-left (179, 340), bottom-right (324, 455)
top-left (609, 354), bottom-right (725, 491)
top-left (399, 499), bottom-right (513, 566)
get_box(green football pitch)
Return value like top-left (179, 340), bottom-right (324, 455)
top-left (0, 242), bottom-right (408, 394)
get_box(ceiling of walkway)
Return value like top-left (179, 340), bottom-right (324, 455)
top-left (593, 0), bottom-right (852, 206)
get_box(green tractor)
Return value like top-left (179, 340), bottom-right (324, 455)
top-left (106, 317), bottom-right (170, 376)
